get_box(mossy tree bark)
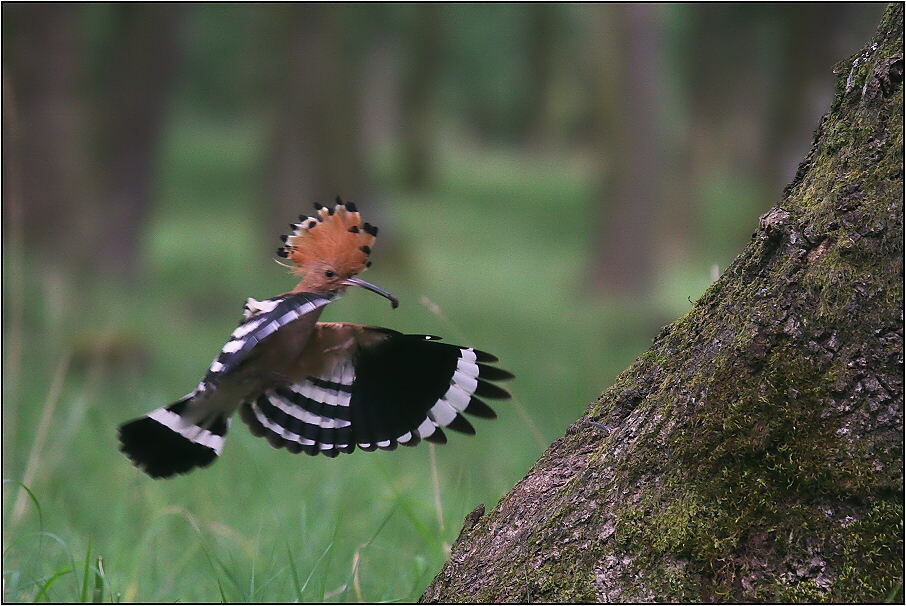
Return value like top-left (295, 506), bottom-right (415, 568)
top-left (422, 5), bottom-right (903, 603)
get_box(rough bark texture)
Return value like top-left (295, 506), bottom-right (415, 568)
top-left (422, 5), bottom-right (903, 603)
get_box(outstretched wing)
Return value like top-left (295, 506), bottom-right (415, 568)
top-left (195, 292), bottom-right (330, 394)
top-left (239, 324), bottom-right (513, 457)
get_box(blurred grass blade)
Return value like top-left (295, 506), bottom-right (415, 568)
top-left (80, 540), bottom-right (91, 602)
top-left (11, 351), bottom-right (71, 525)
top-left (5, 570), bottom-right (20, 602)
top-left (289, 540), bottom-right (333, 601)
top-left (286, 548), bottom-right (303, 601)
top-left (371, 459), bottom-right (433, 543)
top-left (249, 521), bottom-right (263, 602)
top-left (198, 539), bottom-right (244, 602)
top-left (350, 549), bottom-right (362, 602)
top-left (199, 543), bottom-right (229, 603)
top-left (3, 479), bottom-right (42, 533)
top-left (34, 563), bottom-right (74, 602)
top-left (93, 556), bottom-right (105, 603)
top-left (428, 444), bottom-right (445, 536)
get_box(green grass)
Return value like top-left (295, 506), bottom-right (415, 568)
top-left (2, 118), bottom-right (724, 602)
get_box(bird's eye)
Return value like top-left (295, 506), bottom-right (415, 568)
top-left (324, 270), bottom-right (335, 278)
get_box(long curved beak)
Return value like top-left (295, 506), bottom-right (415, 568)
top-left (344, 276), bottom-right (399, 309)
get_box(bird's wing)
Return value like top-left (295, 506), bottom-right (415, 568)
top-left (239, 323), bottom-right (513, 457)
top-left (195, 292), bottom-right (330, 395)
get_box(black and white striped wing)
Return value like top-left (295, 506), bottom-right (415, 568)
top-left (195, 292), bottom-right (330, 394)
top-left (240, 329), bottom-right (513, 457)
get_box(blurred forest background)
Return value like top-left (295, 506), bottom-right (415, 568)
top-left (2, 3), bottom-right (889, 602)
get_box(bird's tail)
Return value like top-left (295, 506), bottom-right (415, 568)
top-left (118, 395), bottom-right (230, 478)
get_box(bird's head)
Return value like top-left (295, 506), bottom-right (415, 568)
top-left (277, 198), bottom-right (398, 308)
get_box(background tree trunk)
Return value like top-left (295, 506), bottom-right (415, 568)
top-left (587, 3), bottom-right (664, 296)
top-left (90, 4), bottom-right (181, 280)
top-left (422, 5), bottom-right (903, 603)
top-left (263, 3), bottom-right (368, 237)
top-left (2, 4), bottom-right (82, 259)
top-left (3, 4), bottom-right (181, 279)
top-left (398, 3), bottom-right (442, 189)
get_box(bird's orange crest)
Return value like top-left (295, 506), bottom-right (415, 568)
top-left (277, 197), bottom-right (378, 278)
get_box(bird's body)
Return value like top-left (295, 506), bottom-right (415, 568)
top-left (119, 199), bottom-right (512, 478)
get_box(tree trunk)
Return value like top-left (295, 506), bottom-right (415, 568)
top-left (263, 4), bottom-right (367, 236)
top-left (422, 5), bottom-right (903, 603)
top-left (91, 4), bottom-right (181, 280)
top-left (587, 3), bottom-right (664, 295)
top-left (2, 4), bottom-right (82, 257)
top-left (398, 3), bottom-right (441, 189)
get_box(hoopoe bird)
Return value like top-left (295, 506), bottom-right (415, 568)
top-left (119, 198), bottom-right (513, 478)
